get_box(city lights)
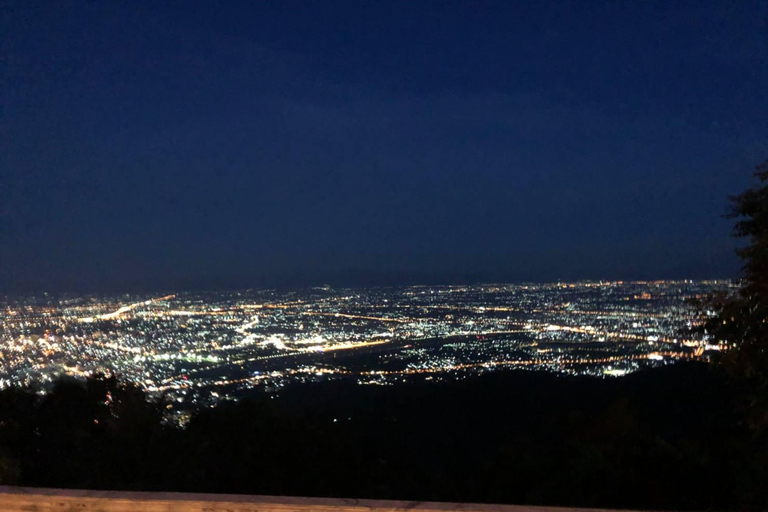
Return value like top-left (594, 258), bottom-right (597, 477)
top-left (0, 280), bottom-right (733, 411)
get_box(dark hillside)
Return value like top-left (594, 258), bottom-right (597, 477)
top-left (1, 364), bottom-right (765, 510)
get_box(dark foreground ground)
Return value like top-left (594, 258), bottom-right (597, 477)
top-left (1, 362), bottom-right (766, 511)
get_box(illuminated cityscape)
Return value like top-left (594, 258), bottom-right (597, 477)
top-left (0, 280), bottom-right (732, 410)
top-left (2, 1), bottom-right (767, 508)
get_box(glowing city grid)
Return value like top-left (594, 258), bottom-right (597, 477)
top-left (0, 281), bottom-right (733, 410)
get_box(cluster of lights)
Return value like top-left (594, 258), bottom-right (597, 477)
top-left (0, 280), bottom-right (734, 411)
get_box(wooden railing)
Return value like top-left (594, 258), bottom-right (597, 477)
top-left (0, 486), bottom-right (626, 512)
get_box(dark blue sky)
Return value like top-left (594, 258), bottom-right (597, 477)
top-left (2, 1), bottom-right (767, 292)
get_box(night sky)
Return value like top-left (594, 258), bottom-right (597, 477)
top-left (2, 1), bottom-right (767, 292)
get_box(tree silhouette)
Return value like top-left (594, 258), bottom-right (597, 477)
top-left (705, 159), bottom-right (768, 429)
top-left (0, 385), bottom-right (36, 484)
top-left (2, 365), bottom-right (767, 509)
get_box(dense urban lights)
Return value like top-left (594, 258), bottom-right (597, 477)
top-left (0, 281), bottom-right (733, 412)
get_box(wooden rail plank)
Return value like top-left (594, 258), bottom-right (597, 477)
top-left (0, 486), bottom-right (630, 512)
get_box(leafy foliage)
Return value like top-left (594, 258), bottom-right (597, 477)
top-left (0, 375), bottom-right (168, 489)
top-left (701, 159), bottom-right (768, 428)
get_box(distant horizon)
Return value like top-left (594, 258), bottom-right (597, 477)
top-left (1, 274), bottom-right (738, 297)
